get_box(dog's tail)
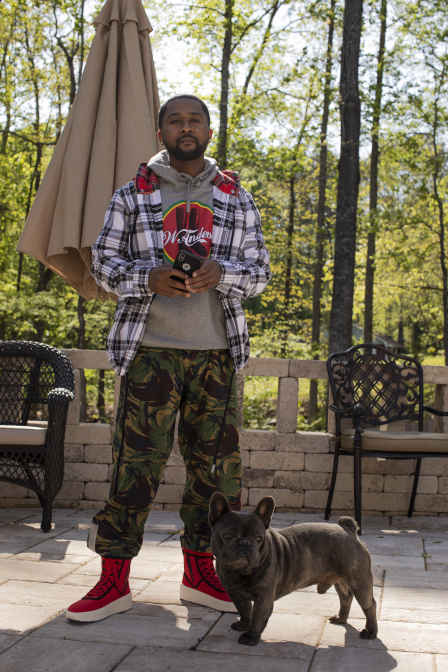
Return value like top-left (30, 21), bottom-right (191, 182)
top-left (337, 516), bottom-right (359, 536)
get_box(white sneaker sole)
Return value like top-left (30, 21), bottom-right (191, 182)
top-left (66, 592), bottom-right (132, 622)
top-left (180, 584), bottom-right (237, 613)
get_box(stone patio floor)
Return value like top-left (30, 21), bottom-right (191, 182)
top-left (0, 506), bottom-right (447, 671)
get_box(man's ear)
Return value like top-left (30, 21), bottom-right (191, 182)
top-left (157, 128), bottom-right (163, 144)
top-left (255, 497), bottom-right (275, 529)
top-left (208, 128), bottom-right (213, 140)
top-left (209, 492), bottom-right (231, 527)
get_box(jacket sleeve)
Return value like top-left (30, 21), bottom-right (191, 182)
top-left (91, 188), bottom-right (155, 299)
top-left (215, 189), bottom-right (271, 301)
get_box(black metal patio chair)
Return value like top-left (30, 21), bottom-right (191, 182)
top-left (325, 343), bottom-right (448, 532)
top-left (0, 340), bottom-right (74, 531)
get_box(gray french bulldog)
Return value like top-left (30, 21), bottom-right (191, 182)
top-left (209, 492), bottom-right (378, 646)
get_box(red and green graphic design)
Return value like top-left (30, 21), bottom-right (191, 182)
top-left (162, 201), bottom-right (213, 263)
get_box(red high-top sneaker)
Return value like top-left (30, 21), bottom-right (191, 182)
top-left (66, 558), bottom-right (132, 622)
top-left (180, 548), bottom-right (237, 612)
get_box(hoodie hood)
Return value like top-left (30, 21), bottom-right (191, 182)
top-left (148, 149), bottom-right (217, 188)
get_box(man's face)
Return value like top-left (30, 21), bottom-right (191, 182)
top-left (158, 98), bottom-right (212, 161)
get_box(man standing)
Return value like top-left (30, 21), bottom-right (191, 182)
top-left (67, 95), bottom-right (271, 622)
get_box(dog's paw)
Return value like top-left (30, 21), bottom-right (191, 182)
top-left (231, 620), bottom-right (250, 632)
top-left (360, 628), bottom-right (377, 639)
top-left (238, 632), bottom-right (260, 646)
top-left (329, 615), bottom-right (347, 625)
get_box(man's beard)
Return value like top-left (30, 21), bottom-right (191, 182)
top-left (164, 135), bottom-right (209, 161)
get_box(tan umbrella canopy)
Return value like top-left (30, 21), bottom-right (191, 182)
top-left (17, 0), bottom-right (160, 299)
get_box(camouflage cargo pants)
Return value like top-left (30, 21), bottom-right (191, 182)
top-left (90, 347), bottom-right (241, 558)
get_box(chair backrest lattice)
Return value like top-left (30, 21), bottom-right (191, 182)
top-left (328, 344), bottom-right (424, 428)
top-left (0, 341), bottom-right (73, 427)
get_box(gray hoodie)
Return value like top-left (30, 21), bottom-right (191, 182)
top-left (141, 150), bottom-right (227, 351)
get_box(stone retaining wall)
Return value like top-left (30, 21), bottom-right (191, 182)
top-left (2, 423), bottom-right (448, 516)
top-left (1, 350), bottom-right (448, 516)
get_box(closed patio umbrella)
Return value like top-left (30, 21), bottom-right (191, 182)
top-left (17, 0), bottom-right (160, 299)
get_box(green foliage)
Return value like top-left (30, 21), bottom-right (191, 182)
top-left (0, 0), bottom-right (447, 423)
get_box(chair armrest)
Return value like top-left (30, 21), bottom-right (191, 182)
top-left (328, 404), bottom-right (346, 415)
top-left (328, 403), bottom-right (366, 417)
top-left (46, 387), bottom-right (74, 436)
top-left (48, 387), bottom-right (75, 403)
top-left (424, 405), bottom-right (448, 417)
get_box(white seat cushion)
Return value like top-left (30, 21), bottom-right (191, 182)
top-left (0, 425), bottom-right (47, 446)
top-left (341, 429), bottom-right (448, 454)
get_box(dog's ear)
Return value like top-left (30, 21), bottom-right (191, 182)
top-left (255, 497), bottom-right (275, 528)
top-left (209, 492), bottom-right (231, 527)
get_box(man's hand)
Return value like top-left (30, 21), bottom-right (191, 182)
top-left (185, 260), bottom-right (222, 293)
top-left (149, 265), bottom-right (191, 297)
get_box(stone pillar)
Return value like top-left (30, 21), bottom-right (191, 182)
top-left (434, 384), bottom-right (448, 432)
top-left (66, 368), bottom-right (81, 425)
top-left (276, 377), bottom-right (298, 433)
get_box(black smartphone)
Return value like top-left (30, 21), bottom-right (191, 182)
top-left (171, 249), bottom-right (203, 282)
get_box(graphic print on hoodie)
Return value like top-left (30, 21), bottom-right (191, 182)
top-left (141, 150), bottom-right (228, 351)
top-left (162, 199), bottom-right (213, 263)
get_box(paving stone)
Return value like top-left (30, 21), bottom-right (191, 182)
top-left (310, 647), bottom-right (434, 672)
top-left (0, 510), bottom-right (35, 524)
top-left (271, 512), bottom-right (302, 527)
top-left (34, 604), bottom-right (219, 649)
top-left (423, 537), bottom-right (448, 561)
top-left (135, 572), bottom-right (184, 605)
top-left (114, 645), bottom-right (312, 671)
top-left (0, 634), bottom-right (22, 654)
top-left (371, 554), bottom-right (425, 572)
top-left (0, 523), bottom-right (70, 542)
top-left (1, 506), bottom-right (448, 671)
top-left (384, 567), bottom-right (448, 589)
top-left (383, 586), bottom-right (448, 611)
top-left (0, 635), bottom-right (132, 672)
top-left (0, 558), bottom-right (79, 582)
top-left (0, 580), bottom-right (85, 607)
top-left (0, 541), bottom-right (45, 558)
top-left (19, 531), bottom-right (95, 559)
top-left (198, 612), bottom-right (322, 659)
top-left (321, 617), bottom-right (448, 654)
top-left (393, 515), bottom-right (448, 531)
top-left (15, 551), bottom-right (94, 564)
top-left (361, 531), bottom-right (424, 557)
top-left (382, 569), bottom-right (448, 622)
top-left (144, 510), bottom-right (183, 532)
top-left (156, 533), bottom-right (182, 547)
top-left (273, 586), bottom-right (382, 622)
top-left (381, 606), bottom-right (448, 624)
top-left (436, 654), bottom-right (448, 671)
top-left (424, 562), bottom-right (448, 572)
top-left (0, 605), bottom-right (62, 634)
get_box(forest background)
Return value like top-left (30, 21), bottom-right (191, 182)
top-left (0, 0), bottom-right (447, 428)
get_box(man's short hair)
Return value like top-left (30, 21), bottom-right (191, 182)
top-left (158, 95), bottom-right (211, 128)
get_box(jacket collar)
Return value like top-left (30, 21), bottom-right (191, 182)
top-left (134, 162), bottom-right (240, 196)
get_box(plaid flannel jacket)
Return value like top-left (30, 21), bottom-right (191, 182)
top-left (91, 163), bottom-right (271, 375)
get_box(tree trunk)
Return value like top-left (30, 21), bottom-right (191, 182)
top-left (0, 7), bottom-right (17, 153)
top-left (280, 174), bottom-right (296, 357)
top-left (431, 69), bottom-right (448, 363)
top-left (329, 0), bottom-right (363, 355)
top-left (363, 0), bottom-right (387, 343)
top-left (242, 0), bottom-right (280, 96)
top-left (217, 0), bottom-right (234, 168)
top-left (309, 0), bottom-right (336, 420)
